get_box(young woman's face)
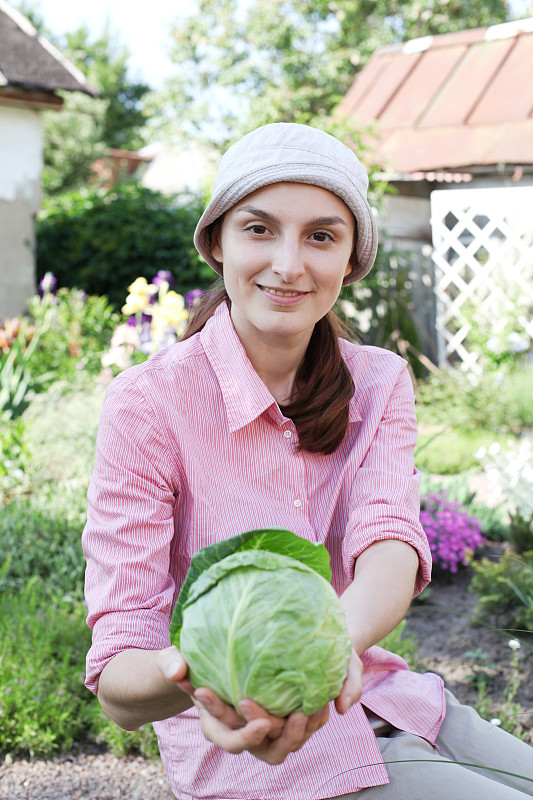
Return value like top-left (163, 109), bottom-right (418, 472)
top-left (211, 182), bottom-right (355, 349)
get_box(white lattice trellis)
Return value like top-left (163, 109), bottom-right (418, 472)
top-left (430, 186), bottom-right (533, 370)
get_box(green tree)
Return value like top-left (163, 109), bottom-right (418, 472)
top-left (153, 0), bottom-right (509, 148)
top-left (63, 25), bottom-right (149, 151)
top-left (41, 24), bottom-right (151, 195)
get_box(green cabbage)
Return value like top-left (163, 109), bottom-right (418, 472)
top-left (170, 528), bottom-right (352, 717)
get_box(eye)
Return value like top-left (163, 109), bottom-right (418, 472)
top-left (246, 224), bottom-right (268, 235)
top-left (310, 231), bottom-right (334, 243)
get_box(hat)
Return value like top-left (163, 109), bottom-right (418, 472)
top-left (193, 122), bottom-right (378, 285)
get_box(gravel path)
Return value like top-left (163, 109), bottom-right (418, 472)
top-left (0, 753), bottom-right (170, 800)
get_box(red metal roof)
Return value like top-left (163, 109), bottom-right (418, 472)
top-left (338, 19), bottom-right (533, 172)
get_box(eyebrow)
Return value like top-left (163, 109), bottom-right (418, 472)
top-left (236, 205), bottom-right (349, 227)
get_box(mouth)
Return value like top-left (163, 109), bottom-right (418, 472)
top-left (258, 285), bottom-right (308, 297)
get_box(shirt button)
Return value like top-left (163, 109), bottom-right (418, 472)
top-left (284, 430), bottom-right (292, 439)
top-left (293, 499), bottom-right (302, 508)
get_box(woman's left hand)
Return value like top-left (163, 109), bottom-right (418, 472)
top-left (334, 649), bottom-right (363, 715)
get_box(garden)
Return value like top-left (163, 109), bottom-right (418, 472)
top-left (1, 194), bottom-right (532, 792)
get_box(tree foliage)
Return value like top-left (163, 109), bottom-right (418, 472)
top-left (36, 185), bottom-right (212, 309)
top-left (153, 0), bottom-right (509, 148)
top-left (40, 24), bottom-right (151, 195)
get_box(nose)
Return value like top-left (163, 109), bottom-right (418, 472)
top-left (271, 236), bottom-right (305, 283)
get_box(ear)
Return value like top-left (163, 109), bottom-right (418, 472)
top-left (210, 221), bottom-right (223, 263)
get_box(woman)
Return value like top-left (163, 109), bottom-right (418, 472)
top-left (83, 123), bottom-right (533, 799)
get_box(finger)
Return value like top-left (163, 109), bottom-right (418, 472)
top-left (259, 712), bottom-right (309, 764)
top-left (199, 710), bottom-right (272, 753)
top-left (238, 699), bottom-right (285, 739)
top-left (194, 688), bottom-right (244, 728)
top-left (304, 704), bottom-right (330, 737)
top-left (158, 646), bottom-right (189, 684)
top-left (335, 653), bottom-right (363, 714)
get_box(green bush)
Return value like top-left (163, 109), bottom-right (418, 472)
top-left (508, 510), bottom-right (533, 556)
top-left (339, 245), bottom-right (428, 379)
top-left (416, 367), bottom-right (533, 434)
top-left (0, 576), bottom-right (159, 758)
top-left (0, 494), bottom-right (86, 600)
top-left (469, 550), bottom-right (533, 634)
top-left (0, 578), bottom-right (94, 757)
top-left (26, 287), bottom-right (119, 381)
top-left (37, 184), bottom-right (213, 309)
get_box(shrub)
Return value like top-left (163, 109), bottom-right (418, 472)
top-left (469, 551), bottom-right (533, 635)
top-left (0, 577), bottom-right (159, 758)
top-left (420, 492), bottom-right (484, 573)
top-left (26, 281), bottom-right (119, 381)
top-left (0, 579), bottom-right (94, 757)
top-left (416, 367), bottom-right (533, 434)
top-left (37, 184), bottom-right (213, 309)
top-left (0, 418), bottom-right (29, 505)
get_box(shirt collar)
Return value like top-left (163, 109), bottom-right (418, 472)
top-left (201, 302), bottom-right (278, 432)
top-left (201, 302), bottom-right (363, 431)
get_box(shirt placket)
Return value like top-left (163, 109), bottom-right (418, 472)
top-left (281, 420), bottom-right (308, 518)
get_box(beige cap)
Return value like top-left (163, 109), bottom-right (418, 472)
top-left (193, 122), bottom-right (378, 285)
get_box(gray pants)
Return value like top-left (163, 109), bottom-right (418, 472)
top-left (337, 690), bottom-right (533, 799)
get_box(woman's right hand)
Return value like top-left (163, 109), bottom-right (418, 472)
top-left (158, 647), bottom-right (329, 764)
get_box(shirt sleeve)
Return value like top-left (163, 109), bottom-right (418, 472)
top-left (342, 362), bottom-right (431, 595)
top-left (82, 372), bottom-right (181, 694)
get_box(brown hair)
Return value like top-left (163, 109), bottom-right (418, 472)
top-left (182, 282), bottom-right (355, 455)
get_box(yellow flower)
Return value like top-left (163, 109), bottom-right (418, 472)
top-left (156, 291), bottom-right (189, 328)
top-left (121, 277), bottom-right (158, 316)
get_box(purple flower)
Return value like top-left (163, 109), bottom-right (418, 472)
top-left (185, 288), bottom-right (203, 308)
top-left (39, 272), bottom-right (57, 297)
top-left (420, 492), bottom-right (484, 573)
top-left (152, 270), bottom-right (175, 288)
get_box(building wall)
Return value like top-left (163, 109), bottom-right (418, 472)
top-left (0, 105), bottom-right (43, 322)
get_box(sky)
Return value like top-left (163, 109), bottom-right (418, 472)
top-left (34, 0), bottom-right (196, 88)
top-left (31, 0), bottom-right (533, 90)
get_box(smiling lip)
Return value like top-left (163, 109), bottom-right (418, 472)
top-left (258, 285), bottom-right (309, 305)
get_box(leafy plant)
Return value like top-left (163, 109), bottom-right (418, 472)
top-left (339, 244), bottom-right (431, 379)
top-left (508, 510), bottom-right (533, 556)
top-left (0, 418), bottom-right (29, 505)
top-left (172, 528), bottom-right (351, 717)
top-left (416, 367), bottom-right (533, 435)
top-left (469, 551), bottom-right (533, 634)
top-left (26, 282), bottom-right (118, 381)
top-left (378, 620), bottom-right (418, 667)
top-left (420, 493), bottom-right (484, 573)
top-left (0, 579), bottom-right (94, 757)
top-left (0, 325), bottom-right (55, 421)
top-left (463, 647), bottom-right (497, 691)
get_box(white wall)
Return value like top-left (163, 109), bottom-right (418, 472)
top-left (0, 105), bottom-right (43, 321)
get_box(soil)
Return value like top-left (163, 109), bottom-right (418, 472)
top-left (1, 554), bottom-right (532, 800)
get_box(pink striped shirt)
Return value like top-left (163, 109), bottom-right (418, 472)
top-left (83, 301), bottom-right (445, 800)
